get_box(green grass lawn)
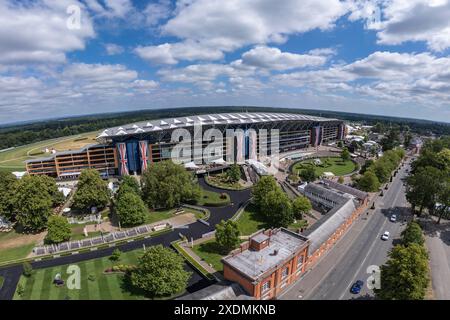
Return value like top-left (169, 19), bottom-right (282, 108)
top-left (292, 157), bottom-right (357, 177)
top-left (69, 223), bottom-right (103, 242)
top-left (205, 174), bottom-right (246, 190)
top-left (145, 207), bottom-right (206, 225)
top-left (195, 189), bottom-right (230, 206)
top-left (13, 248), bottom-right (188, 300)
top-left (236, 204), bottom-right (269, 236)
top-left (236, 204), bottom-right (308, 235)
top-left (192, 239), bottom-right (225, 272)
top-left (0, 243), bottom-right (36, 265)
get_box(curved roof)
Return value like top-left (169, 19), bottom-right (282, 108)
top-left (98, 112), bottom-right (340, 139)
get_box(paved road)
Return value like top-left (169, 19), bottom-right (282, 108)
top-left (0, 177), bottom-right (251, 300)
top-left (279, 160), bottom-right (412, 300)
top-left (307, 161), bottom-right (411, 300)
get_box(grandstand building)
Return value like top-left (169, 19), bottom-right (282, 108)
top-left (26, 112), bottom-right (346, 178)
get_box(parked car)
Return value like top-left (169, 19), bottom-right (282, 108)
top-left (350, 280), bottom-right (365, 294)
top-left (381, 231), bottom-right (390, 240)
top-left (390, 214), bottom-right (397, 222)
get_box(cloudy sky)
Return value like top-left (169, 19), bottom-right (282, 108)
top-left (1, 0), bottom-right (450, 124)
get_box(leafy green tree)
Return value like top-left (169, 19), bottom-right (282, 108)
top-left (115, 192), bottom-right (147, 226)
top-left (15, 175), bottom-right (53, 232)
top-left (0, 172), bottom-right (17, 220)
top-left (357, 170), bottom-right (380, 192)
top-left (375, 244), bottom-right (429, 300)
top-left (118, 175), bottom-right (141, 197)
top-left (23, 262), bottom-right (33, 277)
top-left (226, 164), bottom-right (241, 183)
top-left (39, 175), bottom-right (65, 206)
top-left (292, 196), bottom-right (312, 220)
top-left (45, 215), bottom-right (71, 244)
top-left (337, 176), bottom-right (345, 184)
top-left (299, 166), bottom-right (317, 183)
top-left (436, 179), bottom-right (450, 224)
top-left (261, 188), bottom-right (294, 227)
top-left (73, 169), bottom-right (109, 212)
top-left (337, 141), bottom-right (344, 148)
top-left (360, 159), bottom-right (374, 175)
top-left (110, 249), bottom-right (122, 262)
top-left (341, 148), bottom-right (351, 162)
top-left (215, 220), bottom-right (241, 254)
top-left (401, 222), bottom-right (424, 247)
top-left (141, 161), bottom-right (201, 209)
top-left (406, 166), bottom-right (445, 216)
top-left (130, 245), bottom-right (191, 297)
top-left (251, 176), bottom-right (279, 209)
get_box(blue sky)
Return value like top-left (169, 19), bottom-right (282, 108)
top-left (1, 0), bottom-right (450, 124)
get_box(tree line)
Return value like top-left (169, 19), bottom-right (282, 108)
top-left (376, 221), bottom-right (429, 300)
top-left (405, 136), bottom-right (450, 222)
top-left (356, 148), bottom-right (405, 192)
top-left (2, 106), bottom-right (449, 150)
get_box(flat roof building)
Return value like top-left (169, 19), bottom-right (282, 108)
top-left (222, 228), bottom-right (309, 300)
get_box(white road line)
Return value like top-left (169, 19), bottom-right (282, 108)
top-left (338, 171), bottom-right (406, 300)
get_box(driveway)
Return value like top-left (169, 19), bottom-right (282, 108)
top-left (0, 177), bottom-right (252, 300)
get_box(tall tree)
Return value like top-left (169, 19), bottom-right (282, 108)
top-left (375, 244), bottom-right (429, 300)
top-left (0, 172), bottom-right (17, 220)
top-left (292, 196), bottom-right (312, 220)
top-left (357, 170), bottom-right (380, 192)
top-left (14, 175), bottom-right (53, 231)
top-left (45, 215), bottom-right (71, 244)
top-left (73, 169), bottom-right (109, 212)
top-left (39, 175), bottom-right (65, 206)
top-left (130, 245), bottom-right (191, 297)
top-left (341, 147), bottom-right (351, 162)
top-left (401, 222), bottom-right (424, 246)
top-left (118, 175), bottom-right (141, 197)
top-left (215, 220), bottom-right (241, 254)
top-left (226, 164), bottom-right (241, 183)
top-left (261, 188), bottom-right (294, 228)
top-left (405, 166), bottom-right (445, 216)
top-left (115, 192), bottom-right (147, 227)
top-left (141, 161), bottom-right (201, 209)
top-left (251, 176), bottom-right (279, 209)
top-left (299, 166), bottom-right (317, 183)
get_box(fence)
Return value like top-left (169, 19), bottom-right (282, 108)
top-left (33, 222), bottom-right (172, 256)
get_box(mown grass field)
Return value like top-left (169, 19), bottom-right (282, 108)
top-left (292, 156), bottom-right (357, 177)
top-left (13, 248), bottom-right (188, 300)
top-left (195, 189), bottom-right (230, 207)
top-left (0, 131), bottom-right (98, 172)
top-left (192, 239), bottom-right (225, 272)
top-left (0, 243), bottom-right (36, 265)
top-left (236, 204), bottom-right (308, 236)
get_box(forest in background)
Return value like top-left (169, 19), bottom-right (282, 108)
top-left (1, 106), bottom-right (449, 150)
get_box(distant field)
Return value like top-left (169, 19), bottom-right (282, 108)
top-left (0, 131), bottom-right (99, 172)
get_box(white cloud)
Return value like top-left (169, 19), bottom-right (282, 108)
top-left (275, 51), bottom-right (450, 106)
top-left (0, 0), bottom-right (95, 64)
top-left (144, 0), bottom-right (172, 26)
top-left (138, 0), bottom-right (349, 64)
top-left (135, 41), bottom-right (224, 65)
top-left (350, 0), bottom-right (450, 51)
top-left (105, 43), bottom-right (124, 55)
top-left (241, 46), bottom-right (327, 70)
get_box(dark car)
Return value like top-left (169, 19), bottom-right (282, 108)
top-left (350, 280), bottom-right (364, 294)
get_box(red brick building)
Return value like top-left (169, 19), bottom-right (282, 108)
top-left (222, 228), bottom-right (309, 300)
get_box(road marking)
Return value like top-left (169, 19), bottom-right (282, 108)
top-left (338, 170), bottom-right (406, 300)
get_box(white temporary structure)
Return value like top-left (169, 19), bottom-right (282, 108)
top-left (184, 161), bottom-right (199, 169)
